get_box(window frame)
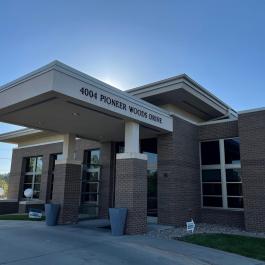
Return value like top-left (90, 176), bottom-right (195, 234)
top-left (23, 156), bottom-right (43, 199)
top-left (200, 137), bottom-right (243, 211)
top-left (81, 149), bottom-right (101, 207)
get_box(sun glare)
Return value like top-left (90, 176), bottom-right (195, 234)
top-left (103, 78), bottom-right (121, 89)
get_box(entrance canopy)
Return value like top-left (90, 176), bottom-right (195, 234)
top-left (0, 61), bottom-right (173, 142)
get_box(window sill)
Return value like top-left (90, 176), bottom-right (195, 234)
top-left (201, 207), bottom-right (244, 212)
top-left (19, 199), bottom-right (45, 205)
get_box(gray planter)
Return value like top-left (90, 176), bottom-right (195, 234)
top-left (45, 203), bottom-right (60, 226)
top-left (109, 208), bottom-right (128, 236)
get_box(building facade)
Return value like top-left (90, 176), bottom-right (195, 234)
top-left (0, 61), bottom-right (265, 234)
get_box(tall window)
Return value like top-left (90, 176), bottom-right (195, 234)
top-left (23, 156), bottom-right (43, 199)
top-left (200, 138), bottom-right (243, 209)
top-left (80, 149), bottom-right (101, 218)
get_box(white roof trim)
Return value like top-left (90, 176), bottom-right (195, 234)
top-left (198, 117), bottom-right (238, 126)
top-left (0, 128), bottom-right (41, 141)
top-left (0, 60), bottom-right (170, 117)
top-left (127, 74), bottom-right (237, 117)
top-left (238, 107), bottom-right (265, 115)
top-left (14, 140), bottom-right (63, 149)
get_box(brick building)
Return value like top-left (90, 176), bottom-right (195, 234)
top-left (0, 61), bottom-right (264, 234)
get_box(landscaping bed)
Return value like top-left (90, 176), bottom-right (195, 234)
top-left (146, 222), bottom-right (265, 262)
top-left (0, 214), bottom-right (45, 221)
top-left (146, 223), bottom-right (265, 239)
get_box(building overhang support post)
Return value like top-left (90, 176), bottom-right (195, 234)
top-left (115, 121), bottom-right (147, 234)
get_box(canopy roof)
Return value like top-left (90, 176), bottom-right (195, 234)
top-left (0, 61), bottom-right (173, 142)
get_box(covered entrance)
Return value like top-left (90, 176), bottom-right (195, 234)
top-left (0, 61), bottom-right (173, 234)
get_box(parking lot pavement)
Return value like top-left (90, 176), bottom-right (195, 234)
top-left (0, 220), bottom-right (264, 265)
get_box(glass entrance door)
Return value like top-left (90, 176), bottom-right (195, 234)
top-left (79, 149), bottom-right (101, 219)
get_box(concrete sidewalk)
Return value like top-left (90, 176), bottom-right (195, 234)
top-left (0, 220), bottom-right (263, 265)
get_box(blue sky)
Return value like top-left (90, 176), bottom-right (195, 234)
top-left (0, 0), bottom-right (265, 173)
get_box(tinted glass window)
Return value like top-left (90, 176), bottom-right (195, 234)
top-left (227, 183), bottom-right (242, 196)
top-left (84, 149), bottom-right (100, 165)
top-left (23, 156), bottom-right (42, 199)
top-left (203, 183), bottom-right (222, 195)
top-left (25, 157), bottom-right (35, 172)
top-left (228, 197), bottom-right (243, 208)
top-left (202, 169), bottom-right (221, 182)
top-left (201, 141), bottom-right (220, 165)
top-left (35, 157), bottom-right (43, 173)
top-left (203, 196), bottom-right (222, 207)
top-left (224, 138), bottom-right (240, 164)
top-left (226, 169), bottom-right (241, 182)
top-left (90, 150), bottom-right (100, 164)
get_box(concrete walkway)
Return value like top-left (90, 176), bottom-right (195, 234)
top-left (0, 220), bottom-right (263, 265)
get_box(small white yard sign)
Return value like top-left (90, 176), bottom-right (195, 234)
top-left (186, 219), bottom-right (195, 233)
top-left (28, 209), bottom-right (42, 219)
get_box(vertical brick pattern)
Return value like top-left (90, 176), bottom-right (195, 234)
top-left (239, 110), bottom-right (265, 232)
top-left (52, 163), bottom-right (82, 224)
top-left (115, 158), bottom-right (147, 234)
top-left (157, 116), bottom-right (201, 226)
top-left (200, 209), bottom-right (245, 228)
top-left (199, 120), bottom-right (238, 141)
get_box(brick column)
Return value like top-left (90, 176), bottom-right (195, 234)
top-left (115, 153), bottom-right (147, 234)
top-left (52, 161), bottom-right (82, 224)
top-left (157, 116), bottom-right (200, 226)
top-left (239, 110), bottom-right (265, 232)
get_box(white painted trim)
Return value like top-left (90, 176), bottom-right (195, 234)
top-left (14, 140), bottom-right (63, 149)
top-left (55, 159), bottom-right (82, 165)
top-left (201, 206), bottom-right (244, 212)
top-left (220, 139), bottom-right (228, 208)
top-left (238, 106), bottom-right (265, 115)
top-left (0, 60), bottom-right (173, 132)
top-left (116, 152), bottom-right (147, 160)
top-left (170, 112), bottom-right (237, 127)
top-left (124, 121), bottom-right (139, 153)
top-left (200, 137), bottom-right (242, 210)
top-left (0, 60), bottom-right (170, 117)
top-left (0, 199), bottom-right (18, 203)
top-left (19, 200), bottom-right (45, 205)
top-left (127, 73), bottom-right (237, 116)
top-left (198, 117), bottom-right (238, 126)
top-left (0, 128), bottom-right (41, 141)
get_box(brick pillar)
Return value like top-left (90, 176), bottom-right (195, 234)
top-left (52, 161), bottom-right (81, 224)
top-left (239, 110), bottom-right (265, 232)
top-left (157, 116), bottom-right (200, 226)
top-left (115, 153), bottom-right (147, 234)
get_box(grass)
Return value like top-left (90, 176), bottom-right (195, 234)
top-left (0, 214), bottom-right (45, 221)
top-left (179, 233), bottom-right (265, 261)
